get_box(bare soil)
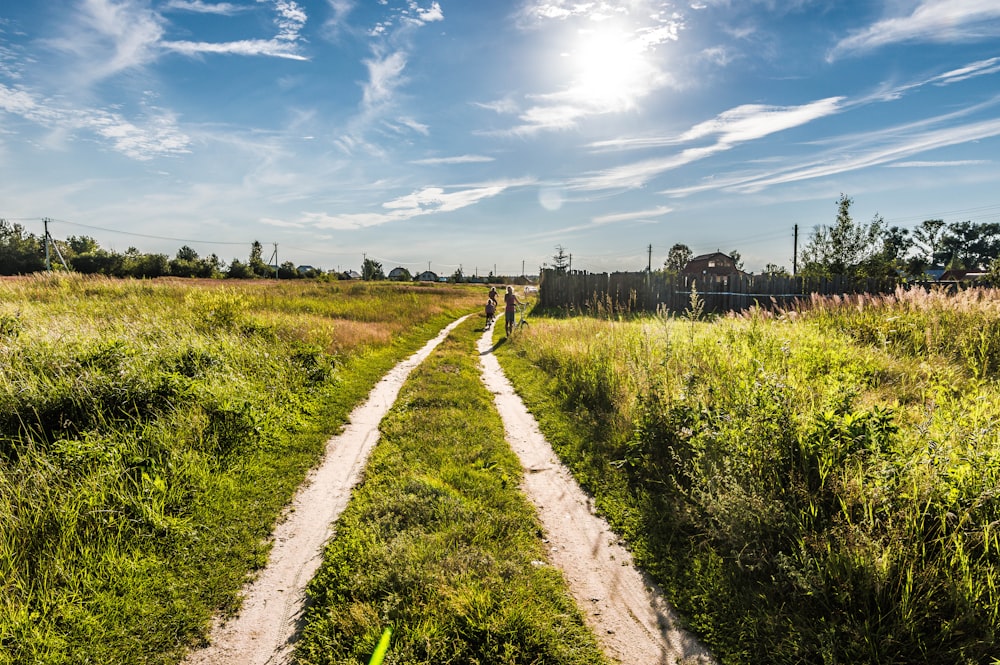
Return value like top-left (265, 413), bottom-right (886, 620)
top-left (184, 316), bottom-right (715, 665)
top-left (478, 328), bottom-right (714, 665)
top-left (183, 317), bottom-right (468, 665)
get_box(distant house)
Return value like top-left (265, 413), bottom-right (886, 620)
top-left (297, 265), bottom-right (317, 275)
top-left (416, 270), bottom-right (438, 282)
top-left (681, 252), bottom-right (747, 278)
top-left (939, 269), bottom-right (987, 282)
top-left (388, 267), bottom-right (411, 281)
top-left (341, 270), bottom-right (362, 280)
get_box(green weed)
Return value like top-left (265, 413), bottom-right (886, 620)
top-left (496, 291), bottom-right (1000, 665)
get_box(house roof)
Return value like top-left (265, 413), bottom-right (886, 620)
top-left (680, 252), bottom-right (745, 277)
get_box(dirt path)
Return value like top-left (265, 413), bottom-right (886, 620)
top-left (184, 316), bottom-right (469, 665)
top-left (185, 315), bottom-right (713, 665)
top-left (477, 328), bottom-right (715, 665)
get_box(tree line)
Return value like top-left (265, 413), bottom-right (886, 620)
top-left (797, 194), bottom-right (1000, 280)
top-left (0, 221), bottom-right (326, 279)
top-left (644, 194), bottom-right (1000, 281)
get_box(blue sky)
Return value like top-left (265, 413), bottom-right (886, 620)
top-left (2, 0), bottom-right (1000, 275)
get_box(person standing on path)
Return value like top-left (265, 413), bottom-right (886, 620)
top-left (503, 285), bottom-right (520, 337)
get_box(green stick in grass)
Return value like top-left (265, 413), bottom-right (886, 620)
top-left (368, 627), bottom-right (393, 665)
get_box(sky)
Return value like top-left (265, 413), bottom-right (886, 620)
top-left (2, 0), bottom-right (1000, 276)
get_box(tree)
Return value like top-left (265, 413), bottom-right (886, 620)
top-left (450, 267), bottom-right (464, 283)
top-left (66, 235), bottom-right (100, 255)
top-left (176, 245), bottom-right (199, 262)
top-left (277, 261), bottom-right (300, 279)
top-left (800, 194), bottom-right (887, 277)
top-left (129, 253), bottom-right (169, 278)
top-left (663, 243), bottom-right (692, 273)
top-left (762, 263), bottom-right (789, 276)
top-left (552, 245), bottom-right (570, 274)
top-left (729, 249), bottom-right (744, 271)
top-left (0, 220), bottom-right (45, 274)
top-left (912, 219), bottom-right (945, 266)
top-left (937, 221), bottom-right (1000, 270)
top-left (361, 257), bottom-right (384, 280)
top-left (226, 258), bottom-right (253, 279)
top-left (249, 241), bottom-right (272, 277)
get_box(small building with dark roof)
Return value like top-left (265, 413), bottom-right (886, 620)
top-left (681, 252), bottom-right (746, 278)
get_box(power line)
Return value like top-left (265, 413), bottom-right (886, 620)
top-left (44, 217), bottom-right (249, 246)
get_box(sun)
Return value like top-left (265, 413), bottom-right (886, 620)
top-left (565, 26), bottom-right (656, 112)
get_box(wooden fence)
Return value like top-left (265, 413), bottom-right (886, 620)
top-left (537, 270), bottom-right (901, 314)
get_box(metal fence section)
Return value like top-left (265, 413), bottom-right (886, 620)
top-left (537, 270), bottom-right (901, 314)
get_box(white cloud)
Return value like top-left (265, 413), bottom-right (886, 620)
top-left (411, 155), bottom-right (495, 165)
top-left (571, 144), bottom-right (727, 190)
top-left (163, 1), bottom-right (249, 15)
top-left (414, 1), bottom-right (444, 24)
top-left (163, 0), bottom-right (309, 59)
top-left (0, 83), bottom-right (190, 160)
top-left (661, 116), bottom-right (1000, 196)
top-left (47, 0), bottom-right (165, 83)
top-left (885, 159), bottom-right (990, 168)
top-left (592, 206), bottom-right (673, 225)
top-left (300, 179), bottom-right (530, 230)
top-left (362, 51), bottom-right (408, 108)
top-left (573, 97), bottom-right (843, 189)
top-left (830, 0), bottom-right (1000, 59)
top-left (680, 97), bottom-right (844, 144)
top-left (274, 0), bottom-right (308, 43)
top-left (163, 38), bottom-right (308, 60)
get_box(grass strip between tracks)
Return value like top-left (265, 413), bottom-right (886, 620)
top-left (295, 316), bottom-right (607, 665)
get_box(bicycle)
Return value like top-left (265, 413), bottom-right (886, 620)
top-left (506, 302), bottom-right (529, 337)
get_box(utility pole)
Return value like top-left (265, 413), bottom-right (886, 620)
top-left (44, 218), bottom-right (51, 271)
top-left (647, 244), bottom-right (652, 272)
top-left (43, 218), bottom-right (69, 271)
top-left (793, 224), bottom-right (799, 276)
top-left (269, 243), bottom-right (279, 279)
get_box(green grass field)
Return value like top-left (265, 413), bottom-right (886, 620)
top-left (7, 274), bottom-right (999, 665)
top-left (0, 274), bottom-right (481, 664)
top-left (495, 287), bottom-right (1000, 665)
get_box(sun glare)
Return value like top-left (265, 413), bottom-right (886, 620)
top-left (568, 27), bottom-right (656, 112)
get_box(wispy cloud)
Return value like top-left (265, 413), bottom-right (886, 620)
top-left (162, 1), bottom-right (249, 15)
top-left (300, 178), bottom-right (530, 230)
top-left (362, 51), bottom-right (409, 108)
top-left (661, 115), bottom-right (1000, 196)
top-left (411, 155), bottom-right (495, 165)
top-left (0, 83), bottom-right (191, 160)
top-left (163, 0), bottom-right (309, 60)
top-left (163, 38), bottom-right (308, 60)
top-left (592, 206), bottom-right (673, 225)
top-left (573, 98), bottom-right (843, 190)
top-left (46, 0), bottom-right (165, 83)
top-left (885, 159), bottom-right (990, 168)
top-left (829, 0), bottom-right (1000, 60)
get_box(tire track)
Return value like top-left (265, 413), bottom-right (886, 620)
top-left (477, 327), bottom-right (715, 665)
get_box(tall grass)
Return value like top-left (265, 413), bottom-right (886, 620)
top-left (0, 274), bottom-right (481, 664)
top-left (497, 287), bottom-right (1000, 664)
